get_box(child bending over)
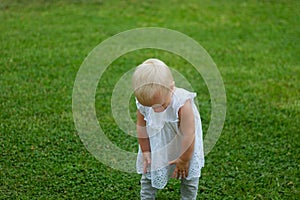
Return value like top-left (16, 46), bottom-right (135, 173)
top-left (132, 58), bottom-right (204, 200)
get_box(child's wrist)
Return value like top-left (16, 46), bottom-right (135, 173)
top-left (141, 147), bottom-right (151, 152)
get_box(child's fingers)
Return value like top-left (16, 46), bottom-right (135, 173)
top-left (185, 169), bottom-right (189, 177)
top-left (143, 161), bottom-right (148, 173)
top-left (143, 159), bottom-right (151, 173)
top-left (172, 168), bottom-right (178, 178)
top-left (173, 168), bottom-right (189, 179)
top-left (176, 170), bottom-right (181, 179)
top-left (182, 169), bottom-right (188, 178)
top-left (173, 168), bottom-right (182, 179)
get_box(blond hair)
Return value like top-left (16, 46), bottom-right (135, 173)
top-left (132, 58), bottom-right (174, 106)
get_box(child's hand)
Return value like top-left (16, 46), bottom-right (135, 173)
top-left (169, 158), bottom-right (190, 179)
top-left (142, 152), bottom-right (151, 174)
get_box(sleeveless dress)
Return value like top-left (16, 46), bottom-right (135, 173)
top-left (136, 87), bottom-right (205, 189)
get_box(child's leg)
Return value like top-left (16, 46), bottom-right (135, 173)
top-left (140, 175), bottom-right (158, 200)
top-left (180, 177), bottom-right (199, 200)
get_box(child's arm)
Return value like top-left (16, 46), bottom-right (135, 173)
top-left (169, 99), bottom-right (195, 179)
top-left (137, 110), bottom-right (151, 173)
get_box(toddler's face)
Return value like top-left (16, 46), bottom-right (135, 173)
top-left (146, 91), bottom-right (172, 113)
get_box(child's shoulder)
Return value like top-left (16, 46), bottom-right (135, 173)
top-left (174, 87), bottom-right (196, 95)
top-left (173, 87), bottom-right (196, 101)
top-left (172, 87), bottom-right (196, 112)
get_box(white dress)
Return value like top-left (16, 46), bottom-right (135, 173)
top-left (136, 87), bottom-right (205, 189)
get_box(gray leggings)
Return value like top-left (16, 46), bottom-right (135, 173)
top-left (140, 175), bottom-right (199, 200)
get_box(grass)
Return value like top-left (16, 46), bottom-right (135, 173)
top-left (1, 0), bottom-right (299, 199)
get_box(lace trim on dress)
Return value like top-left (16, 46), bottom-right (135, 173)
top-left (139, 152), bottom-right (204, 189)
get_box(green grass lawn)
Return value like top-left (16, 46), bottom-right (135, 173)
top-left (1, 0), bottom-right (299, 199)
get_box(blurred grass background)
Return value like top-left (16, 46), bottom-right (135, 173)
top-left (0, 0), bottom-right (299, 199)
